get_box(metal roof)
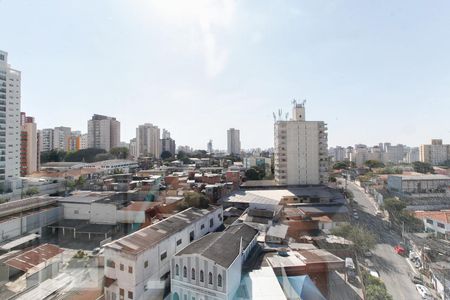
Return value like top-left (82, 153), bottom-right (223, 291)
top-left (5, 244), bottom-right (63, 272)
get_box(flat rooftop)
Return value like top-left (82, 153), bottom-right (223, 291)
top-left (57, 191), bottom-right (118, 204)
top-left (391, 174), bottom-right (450, 180)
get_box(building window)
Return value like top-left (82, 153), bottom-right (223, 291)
top-left (144, 260), bottom-right (148, 268)
top-left (177, 239), bottom-right (182, 246)
top-left (176, 264), bottom-right (179, 276)
top-left (74, 209), bottom-right (79, 214)
top-left (209, 219), bottom-right (213, 228)
top-left (208, 272), bottom-right (213, 284)
top-left (200, 270), bottom-right (204, 282)
top-left (183, 266), bottom-right (187, 278)
top-left (191, 268), bottom-right (195, 280)
top-left (119, 288), bottom-right (124, 300)
top-left (218, 274), bottom-right (222, 287)
top-left (218, 214), bottom-right (222, 221)
top-left (120, 264), bottom-right (124, 271)
top-left (161, 251), bottom-right (167, 261)
top-left (128, 266), bottom-right (133, 274)
top-left (437, 222), bottom-right (445, 229)
top-left (201, 224), bottom-right (205, 230)
top-left (128, 291), bottom-right (133, 299)
top-left (106, 259), bottom-right (115, 268)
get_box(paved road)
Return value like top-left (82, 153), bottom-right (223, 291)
top-left (341, 179), bottom-right (422, 300)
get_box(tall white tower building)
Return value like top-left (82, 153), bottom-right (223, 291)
top-left (87, 114), bottom-right (120, 151)
top-left (136, 123), bottom-right (161, 158)
top-left (274, 101), bottom-right (328, 185)
top-left (227, 128), bottom-right (240, 155)
top-left (0, 50), bottom-right (21, 187)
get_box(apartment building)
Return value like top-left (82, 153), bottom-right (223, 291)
top-left (20, 112), bottom-right (38, 176)
top-left (136, 123), bottom-right (161, 158)
top-left (103, 206), bottom-right (223, 300)
top-left (387, 174), bottom-right (450, 195)
top-left (420, 139), bottom-right (450, 165)
top-left (171, 224), bottom-right (259, 300)
top-left (274, 102), bottom-right (328, 185)
top-left (88, 114), bottom-right (121, 151)
top-left (39, 128), bottom-right (54, 152)
top-left (227, 128), bottom-right (241, 155)
top-left (405, 147), bottom-right (420, 163)
top-left (0, 50), bottom-right (21, 186)
top-left (53, 126), bottom-right (71, 150)
top-left (161, 129), bottom-right (176, 156)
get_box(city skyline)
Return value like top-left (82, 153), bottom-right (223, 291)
top-left (2, 0), bottom-right (450, 150)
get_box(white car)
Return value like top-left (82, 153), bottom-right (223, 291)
top-left (369, 269), bottom-right (380, 278)
top-left (415, 284), bottom-right (432, 299)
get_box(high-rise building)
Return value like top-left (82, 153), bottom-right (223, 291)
top-left (136, 123), bottom-right (161, 158)
top-left (39, 128), bottom-right (54, 152)
top-left (0, 50), bottom-right (21, 186)
top-left (161, 129), bottom-right (176, 156)
top-left (207, 139), bottom-right (213, 154)
top-left (420, 139), bottom-right (450, 165)
top-left (20, 113), bottom-right (38, 176)
top-left (80, 133), bottom-right (88, 150)
top-left (227, 128), bottom-right (240, 155)
top-left (405, 147), bottom-right (420, 163)
top-left (53, 126), bottom-right (71, 151)
top-left (274, 101), bottom-right (328, 185)
top-left (87, 114), bottom-right (120, 151)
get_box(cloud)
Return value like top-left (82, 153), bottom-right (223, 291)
top-left (146, 0), bottom-right (236, 78)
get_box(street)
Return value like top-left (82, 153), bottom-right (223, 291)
top-left (342, 179), bottom-right (422, 300)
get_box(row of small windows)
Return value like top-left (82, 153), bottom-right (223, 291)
top-left (175, 265), bottom-right (222, 287)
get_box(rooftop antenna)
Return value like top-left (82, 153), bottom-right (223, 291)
top-left (273, 112), bottom-right (276, 122)
top-left (302, 99), bottom-right (306, 107)
top-left (292, 98), bottom-right (297, 106)
top-left (285, 113), bottom-right (289, 120)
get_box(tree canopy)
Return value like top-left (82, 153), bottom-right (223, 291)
top-left (365, 160), bottom-right (385, 169)
top-left (177, 192), bottom-right (210, 210)
top-left (160, 150), bottom-right (173, 160)
top-left (412, 161), bottom-right (434, 174)
top-left (330, 224), bottom-right (376, 255)
top-left (110, 147), bottom-right (129, 159)
top-left (245, 166), bottom-right (266, 180)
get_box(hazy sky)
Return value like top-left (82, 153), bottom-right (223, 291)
top-left (2, 0), bottom-right (450, 150)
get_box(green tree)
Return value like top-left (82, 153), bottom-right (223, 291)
top-left (160, 150), bottom-right (173, 160)
top-left (412, 161), bottom-right (434, 174)
top-left (365, 282), bottom-right (393, 300)
top-left (245, 167), bottom-right (265, 180)
top-left (65, 148), bottom-right (107, 163)
top-left (40, 150), bottom-right (66, 163)
top-left (333, 161), bottom-right (350, 170)
top-left (110, 147), bottom-right (129, 159)
top-left (178, 192), bottom-right (210, 210)
top-left (94, 153), bottom-right (114, 162)
top-left (25, 187), bottom-right (39, 196)
top-left (365, 160), bottom-right (385, 169)
top-left (330, 224), bottom-right (376, 255)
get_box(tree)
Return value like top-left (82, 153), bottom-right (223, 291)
top-left (412, 161), bottom-right (434, 174)
top-left (365, 281), bottom-right (393, 300)
top-left (40, 150), bottom-right (66, 163)
top-left (245, 167), bottom-right (265, 180)
top-left (25, 187), bottom-right (39, 196)
top-left (329, 176), bottom-right (337, 183)
top-left (65, 148), bottom-right (107, 163)
top-left (178, 192), bottom-right (210, 210)
top-left (160, 150), bottom-right (173, 160)
top-left (330, 224), bottom-right (376, 255)
top-left (94, 153), bottom-right (114, 162)
top-left (365, 160), bottom-right (385, 169)
top-left (110, 147), bottom-right (129, 159)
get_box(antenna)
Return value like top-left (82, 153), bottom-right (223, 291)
top-left (285, 113), bottom-right (289, 120)
top-left (292, 98), bottom-right (297, 106)
top-left (273, 112), bottom-right (276, 122)
top-left (302, 99), bottom-right (306, 107)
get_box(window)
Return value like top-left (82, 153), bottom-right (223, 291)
top-left (437, 222), bottom-right (445, 229)
top-left (120, 264), bottom-right (124, 271)
top-left (208, 272), bottom-right (213, 284)
top-left (128, 266), bottom-right (133, 274)
top-left (119, 288), bottom-right (124, 300)
top-left (200, 270), bottom-right (204, 282)
top-left (106, 259), bottom-right (115, 268)
top-left (191, 268), bottom-right (195, 280)
top-left (177, 239), bottom-right (182, 246)
top-left (144, 260), bottom-right (148, 268)
top-left (183, 266), bottom-right (187, 278)
top-left (74, 209), bottom-right (79, 214)
top-left (218, 214), bottom-right (222, 221)
top-left (209, 218), bottom-right (213, 228)
top-left (128, 291), bottom-right (133, 299)
top-left (218, 274), bottom-right (222, 287)
top-left (161, 251), bottom-right (167, 261)
top-left (426, 219), bottom-right (433, 225)
top-left (201, 224), bottom-right (205, 230)
top-left (176, 264), bottom-right (179, 276)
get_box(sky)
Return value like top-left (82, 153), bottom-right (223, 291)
top-left (2, 0), bottom-right (450, 150)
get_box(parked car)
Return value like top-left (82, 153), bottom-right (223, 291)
top-left (375, 211), bottom-right (383, 217)
top-left (369, 269), bottom-right (380, 278)
top-left (409, 273), bottom-right (424, 285)
top-left (364, 250), bottom-right (373, 258)
top-left (415, 284), bottom-right (432, 299)
top-left (353, 214), bottom-right (359, 220)
top-left (394, 245), bottom-right (406, 256)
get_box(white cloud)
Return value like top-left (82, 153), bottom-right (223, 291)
top-left (145, 0), bottom-right (236, 77)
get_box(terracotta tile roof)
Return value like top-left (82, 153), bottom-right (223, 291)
top-left (5, 244), bottom-right (63, 272)
top-left (414, 210), bottom-right (450, 224)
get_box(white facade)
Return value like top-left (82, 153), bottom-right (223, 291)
top-left (103, 207), bottom-right (223, 300)
top-left (80, 133), bottom-right (88, 150)
top-left (88, 114), bottom-right (121, 151)
top-left (420, 139), bottom-right (450, 165)
top-left (39, 128), bottom-right (54, 152)
top-left (53, 126), bottom-right (71, 151)
top-left (136, 123), bottom-right (161, 158)
top-left (274, 102), bottom-right (328, 185)
top-left (0, 50), bottom-right (21, 187)
top-left (227, 128), bottom-right (240, 155)
top-left (405, 147), bottom-right (420, 163)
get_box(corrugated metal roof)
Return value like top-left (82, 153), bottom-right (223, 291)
top-left (5, 244), bottom-right (63, 272)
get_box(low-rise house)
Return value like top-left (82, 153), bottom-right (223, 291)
top-left (103, 206), bottom-right (223, 300)
top-left (414, 210), bottom-right (450, 239)
top-left (266, 224), bottom-right (288, 244)
top-left (387, 174), bottom-right (450, 196)
top-left (170, 223), bottom-right (258, 300)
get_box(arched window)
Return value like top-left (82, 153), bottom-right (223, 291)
top-left (175, 264), bottom-right (179, 276)
top-left (200, 270), bottom-right (204, 282)
top-left (183, 266), bottom-right (187, 278)
top-left (218, 274), bottom-right (222, 287)
top-left (191, 268), bottom-right (195, 280)
top-left (208, 272), bottom-right (213, 284)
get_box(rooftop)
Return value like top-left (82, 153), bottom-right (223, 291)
top-left (267, 224), bottom-right (289, 239)
top-left (5, 244), bottom-right (63, 272)
top-left (176, 223), bottom-right (258, 268)
top-left (57, 191), bottom-right (118, 204)
top-left (390, 174), bottom-right (450, 180)
top-left (105, 206), bottom-right (221, 256)
top-left (414, 210), bottom-right (450, 224)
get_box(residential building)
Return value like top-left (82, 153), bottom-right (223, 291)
top-left (177, 145), bottom-right (193, 154)
top-left (405, 147), bottom-right (420, 163)
top-left (368, 145), bottom-right (382, 161)
top-left (53, 126), bottom-right (71, 150)
top-left (414, 210), bottom-right (450, 240)
top-left (349, 144), bottom-right (368, 167)
top-left (0, 50), bottom-right (21, 186)
top-left (88, 114), bottom-right (121, 151)
top-left (387, 174), bottom-right (450, 196)
top-left (420, 139), bottom-right (450, 165)
top-left (103, 206), bottom-right (223, 300)
top-left (39, 128), bottom-right (54, 152)
top-left (274, 101), bottom-right (328, 185)
top-left (80, 133), bottom-right (88, 149)
top-left (227, 128), bottom-right (241, 155)
top-left (129, 138), bottom-right (137, 158)
top-left (161, 129), bottom-right (176, 156)
top-left (67, 132), bottom-right (82, 151)
top-left (382, 144), bottom-right (406, 164)
top-left (20, 112), bottom-right (38, 176)
top-left (329, 146), bottom-right (345, 162)
top-left (207, 139), bottom-right (213, 154)
top-left (171, 223), bottom-right (258, 300)
top-left (136, 123), bottom-right (161, 158)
